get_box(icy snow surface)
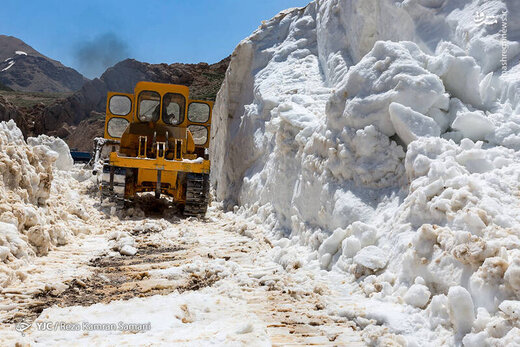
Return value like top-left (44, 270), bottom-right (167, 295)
top-left (211, 0), bottom-right (520, 345)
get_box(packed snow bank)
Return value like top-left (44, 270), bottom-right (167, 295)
top-left (27, 135), bottom-right (74, 171)
top-left (0, 120), bottom-right (55, 204)
top-left (211, 0), bottom-right (520, 344)
top-left (0, 120), bottom-right (96, 288)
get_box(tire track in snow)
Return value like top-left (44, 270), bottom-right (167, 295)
top-left (0, 198), bottom-right (365, 345)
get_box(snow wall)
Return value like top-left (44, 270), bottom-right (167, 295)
top-left (211, 0), bottom-right (520, 344)
top-left (0, 120), bottom-right (90, 287)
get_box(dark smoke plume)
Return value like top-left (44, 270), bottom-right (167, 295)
top-left (74, 33), bottom-right (131, 79)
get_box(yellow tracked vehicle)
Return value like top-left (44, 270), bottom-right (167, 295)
top-left (93, 81), bottom-right (212, 216)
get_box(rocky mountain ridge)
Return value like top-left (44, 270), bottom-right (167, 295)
top-left (0, 35), bottom-right (89, 93)
top-left (0, 44), bottom-right (229, 150)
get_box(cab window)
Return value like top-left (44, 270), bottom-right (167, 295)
top-left (109, 95), bottom-right (131, 116)
top-left (188, 125), bottom-right (208, 145)
top-left (188, 102), bottom-right (210, 123)
top-left (162, 93), bottom-right (185, 125)
top-left (107, 117), bottom-right (129, 138)
top-left (137, 91), bottom-right (160, 122)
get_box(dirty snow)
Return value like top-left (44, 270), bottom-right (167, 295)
top-left (27, 135), bottom-right (74, 171)
top-left (0, 120), bottom-right (99, 289)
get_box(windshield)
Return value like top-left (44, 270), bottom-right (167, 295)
top-left (162, 93), bottom-right (185, 125)
top-left (137, 91), bottom-right (160, 122)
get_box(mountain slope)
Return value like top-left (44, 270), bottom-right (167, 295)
top-left (0, 35), bottom-right (89, 92)
top-left (35, 57), bottom-right (229, 150)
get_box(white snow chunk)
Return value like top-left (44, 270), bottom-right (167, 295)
top-left (353, 246), bottom-right (388, 270)
top-left (318, 228), bottom-right (348, 268)
top-left (15, 51), bottom-right (27, 56)
top-left (451, 111), bottom-right (495, 141)
top-left (119, 245), bottom-right (138, 256)
top-left (404, 283), bottom-right (431, 308)
top-left (336, 41), bottom-right (447, 136)
top-left (389, 102), bottom-right (440, 145)
top-left (318, 228), bottom-right (347, 257)
top-left (349, 221), bottom-right (378, 248)
top-left (498, 300), bottom-right (520, 320)
top-left (426, 294), bottom-right (450, 329)
top-left (504, 256), bottom-right (520, 292)
top-left (274, 102), bottom-right (320, 129)
top-left (0, 246), bottom-right (10, 261)
top-left (448, 286), bottom-right (475, 335)
top-left (342, 236), bottom-right (361, 258)
top-left (462, 331), bottom-right (489, 347)
top-left (0, 221), bottom-right (30, 259)
top-left (235, 322), bottom-right (254, 334)
top-left (27, 135), bottom-right (74, 171)
top-left (109, 231), bottom-right (135, 251)
top-left (429, 43), bottom-right (483, 107)
top-left (182, 157), bottom-right (204, 164)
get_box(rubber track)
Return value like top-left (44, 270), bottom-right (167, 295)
top-left (184, 173), bottom-right (209, 217)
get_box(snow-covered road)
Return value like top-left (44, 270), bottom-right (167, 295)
top-left (0, 181), bottom-right (365, 346)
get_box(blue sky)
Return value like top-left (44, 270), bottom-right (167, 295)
top-left (0, 0), bottom-right (309, 79)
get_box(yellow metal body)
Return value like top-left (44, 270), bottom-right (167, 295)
top-left (109, 152), bottom-right (210, 173)
top-left (103, 81), bottom-right (212, 200)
